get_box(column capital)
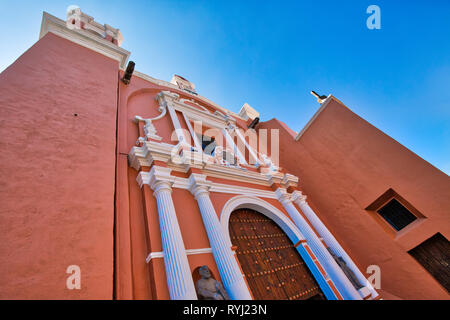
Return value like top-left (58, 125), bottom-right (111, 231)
top-left (188, 173), bottom-right (212, 199)
top-left (282, 173), bottom-right (299, 189)
top-left (274, 187), bottom-right (292, 205)
top-left (146, 166), bottom-right (175, 196)
top-left (151, 180), bottom-right (173, 197)
top-left (291, 190), bottom-right (307, 204)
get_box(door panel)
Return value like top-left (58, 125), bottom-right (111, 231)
top-left (408, 233), bottom-right (450, 292)
top-left (229, 208), bottom-right (325, 300)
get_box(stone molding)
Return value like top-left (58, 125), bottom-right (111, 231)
top-left (129, 141), bottom-right (298, 189)
top-left (146, 248), bottom-right (213, 263)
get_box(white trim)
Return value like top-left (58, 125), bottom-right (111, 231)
top-left (186, 248), bottom-right (213, 255)
top-left (219, 195), bottom-right (306, 248)
top-left (182, 113), bottom-right (203, 152)
top-left (210, 183), bottom-right (276, 199)
top-left (235, 128), bottom-right (260, 164)
top-left (129, 142), bottom-right (296, 188)
top-left (167, 104), bottom-right (189, 146)
top-left (295, 95), bottom-right (332, 141)
top-left (146, 248), bottom-right (213, 263)
top-left (175, 98), bottom-right (232, 129)
top-left (137, 170), bottom-right (278, 199)
top-left (145, 251), bottom-right (164, 263)
top-left (223, 128), bottom-right (247, 165)
top-left (39, 12), bottom-right (130, 68)
top-left (180, 98), bottom-right (211, 114)
top-left (157, 90), bottom-right (234, 134)
top-left (201, 164), bottom-right (270, 186)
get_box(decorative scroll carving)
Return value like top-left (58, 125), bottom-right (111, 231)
top-left (156, 91), bottom-right (180, 107)
top-left (196, 265), bottom-right (230, 300)
top-left (133, 105), bottom-right (167, 144)
top-left (156, 90), bottom-right (236, 130)
top-left (179, 98), bottom-right (211, 114)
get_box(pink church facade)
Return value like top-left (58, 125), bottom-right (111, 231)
top-left (0, 9), bottom-right (448, 300)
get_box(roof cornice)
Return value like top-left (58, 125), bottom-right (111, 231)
top-left (134, 70), bottom-right (245, 121)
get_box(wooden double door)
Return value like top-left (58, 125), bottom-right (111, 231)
top-left (408, 233), bottom-right (450, 292)
top-left (229, 208), bottom-right (325, 300)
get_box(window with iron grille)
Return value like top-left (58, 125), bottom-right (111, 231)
top-left (377, 198), bottom-right (417, 231)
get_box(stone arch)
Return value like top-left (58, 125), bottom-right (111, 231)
top-left (220, 195), bottom-right (306, 248)
top-left (219, 195), bottom-right (338, 300)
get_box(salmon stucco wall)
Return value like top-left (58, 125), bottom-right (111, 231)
top-left (0, 33), bottom-right (119, 299)
top-left (259, 98), bottom-right (450, 299)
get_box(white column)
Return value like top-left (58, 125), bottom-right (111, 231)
top-left (189, 174), bottom-right (252, 300)
top-left (182, 113), bottom-right (203, 152)
top-left (235, 128), bottom-right (260, 165)
top-left (291, 191), bottom-right (378, 299)
top-left (222, 128), bottom-right (247, 165)
top-left (148, 167), bottom-right (197, 300)
top-left (167, 104), bottom-right (190, 147)
top-left (275, 188), bottom-right (362, 300)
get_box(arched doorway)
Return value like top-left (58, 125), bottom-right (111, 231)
top-left (229, 208), bottom-right (325, 300)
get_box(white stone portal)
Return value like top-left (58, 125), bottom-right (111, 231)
top-left (148, 167), bottom-right (197, 300)
top-left (291, 191), bottom-right (378, 299)
top-left (188, 174), bottom-right (252, 300)
top-left (275, 188), bottom-right (362, 300)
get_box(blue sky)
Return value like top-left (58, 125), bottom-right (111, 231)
top-left (1, 0), bottom-right (449, 174)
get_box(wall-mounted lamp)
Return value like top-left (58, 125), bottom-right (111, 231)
top-left (248, 117), bottom-right (260, 129)
top-left (121, 61), bottom-right (135, 85)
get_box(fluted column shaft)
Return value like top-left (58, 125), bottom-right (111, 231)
top-left (292, 192), bottom-right (378, 298)
top-left (191, 184), bottom-right (252, 300)
top-left (276, 189), bottom-right (361, 300)
top-left (152, 181), bottom-right (197, 300)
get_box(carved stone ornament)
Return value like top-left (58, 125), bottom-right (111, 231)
top-left (133, 105), bottom-right (167, 144)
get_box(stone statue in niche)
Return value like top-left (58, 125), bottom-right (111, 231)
top-left (196, 265), bottom-right (230, 300)
top-left (327, 248), bottom-right (364, 289)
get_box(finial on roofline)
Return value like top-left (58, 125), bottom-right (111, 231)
top-left (66, 5), bottom-right (124, 46)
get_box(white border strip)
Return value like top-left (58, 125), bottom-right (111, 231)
top-left (146, 248), bottom-right (213, 263)
top-left (137, 171), bottom-right (277, 199)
